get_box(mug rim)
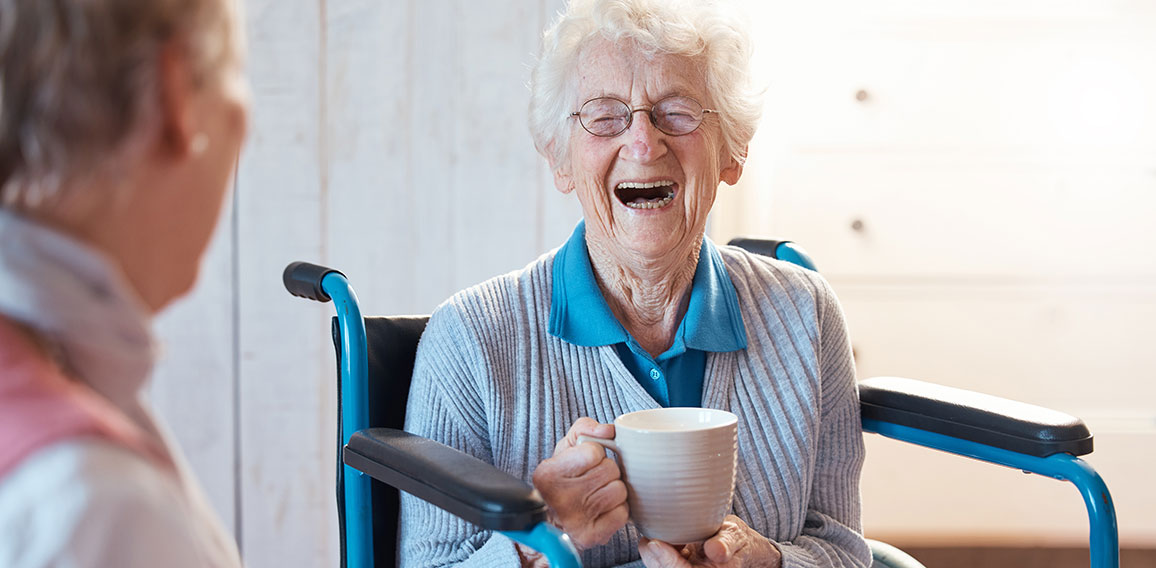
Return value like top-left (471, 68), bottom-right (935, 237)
top-left (614, 407), bottom-right (738, 433)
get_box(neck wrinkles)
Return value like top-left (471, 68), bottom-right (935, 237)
top-left (586, 233), bottom-right (701, 354)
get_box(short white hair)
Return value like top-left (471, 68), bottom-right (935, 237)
top-left (0, 0), bottom-right (242, 211)
top-left (529, 0), bottom-right (762, 170)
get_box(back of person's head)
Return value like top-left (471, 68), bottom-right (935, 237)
top-left (0, 0), bottom-right (242, 216)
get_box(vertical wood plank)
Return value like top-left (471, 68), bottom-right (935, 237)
top-left (407, 0), bottom-right (579, 311)
top-left (408, 0), bottom-right (461, 312)
top-left (450, 0), bottom-right (562, 287)
top-left (237, 0), bottom-right (334, 565)
top-left (325, 0), bottom-right (416, 315)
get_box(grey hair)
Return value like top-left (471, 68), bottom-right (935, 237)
top-left (528, 0), bottom-right (762, 170)
top-left (0, 0), bottom-right (241, 211)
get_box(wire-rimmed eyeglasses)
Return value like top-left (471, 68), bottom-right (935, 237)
top-left (569, 95), bottom-right (717, 137)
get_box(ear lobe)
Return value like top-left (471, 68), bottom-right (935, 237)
top-left (720, 146), bottom-right (746, 186)
top-left (545, 142), bottom-right (576, 194)
top-left (155, 41), bottom-right (197, 159)
top-left (552, 166), bottom-right (575, 194)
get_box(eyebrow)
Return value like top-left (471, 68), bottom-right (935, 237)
top-left (583, 89), bottom-right (698, 104)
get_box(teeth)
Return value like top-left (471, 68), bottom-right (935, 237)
top-left (625, 193), bottom-right (675, 209)
top-left (616, 180), bottom-right (676, 209)
top-left (616, 180), bottom-right (675, 190)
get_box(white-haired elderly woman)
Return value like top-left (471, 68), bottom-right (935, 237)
top-left (402, 0), bottom-right (869, 566)
top-left (0, 0), bottom-right (247, 566)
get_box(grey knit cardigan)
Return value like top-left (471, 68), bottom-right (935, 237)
top-left (400, 242), bottom-right (870, 568)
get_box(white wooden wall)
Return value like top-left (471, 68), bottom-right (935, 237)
top-left (148, 1), bottom-right (1154, 565)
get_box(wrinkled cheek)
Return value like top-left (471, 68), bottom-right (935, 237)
top-left (684, 182), bottom-right (717, 232)
top-left (575, 174), bottom-right (617, 235)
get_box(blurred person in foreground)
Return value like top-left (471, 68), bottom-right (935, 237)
top-left (0, 0), bottom-right (248, 565)
top-left (400, 0), bottom-right (870, 566)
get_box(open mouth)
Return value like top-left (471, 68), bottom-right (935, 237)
top-left (615, 180), bottom-right (677, 210)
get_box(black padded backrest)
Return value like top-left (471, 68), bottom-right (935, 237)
top-left (332, 315), bottom-right (429, 568)
top-left (364, 316), bottom-right (429, 429)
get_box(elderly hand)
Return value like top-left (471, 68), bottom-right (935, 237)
top-left (531, 417), bottom-right (629, 551)
top-left (638, 516), bottom-right (783, 568)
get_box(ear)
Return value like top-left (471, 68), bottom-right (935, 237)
top-left (553, 166), bottom-right (576, 194)
top-left (720, 146), bottom-right (746, 186)
top-left (155, 40), bottom-right (197, 159)
top-left (546, 142), bottom-right (575, 194)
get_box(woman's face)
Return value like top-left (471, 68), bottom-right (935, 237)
top-left (553, 40), bottom-right (742, 263)
top-left (171, 48), bottom-right (249, 293)
top-left (138, 33), bottom-right (249, 309)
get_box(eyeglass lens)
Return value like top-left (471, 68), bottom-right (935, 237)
top-left (578, 96), bottom-right (706, 137)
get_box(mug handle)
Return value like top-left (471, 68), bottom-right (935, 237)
top-left (576, 435), bottom-right (619, 454)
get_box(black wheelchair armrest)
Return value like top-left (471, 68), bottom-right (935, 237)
top-left (859, 376), bottom-right (1093, 457)
top-left (343, 428), bottom-right (549, 531)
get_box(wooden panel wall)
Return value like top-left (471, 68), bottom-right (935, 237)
top-left (147, 0), bottom-right (1155, 565)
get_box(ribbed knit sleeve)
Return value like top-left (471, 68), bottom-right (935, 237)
top-left (399, 246), bottom-right (869, 568)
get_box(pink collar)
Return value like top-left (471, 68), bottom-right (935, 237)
top-left (0, 318), bottom-right (170, 478)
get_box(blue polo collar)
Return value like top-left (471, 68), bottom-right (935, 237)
top-left (548, 221), bottom-right (746, 353)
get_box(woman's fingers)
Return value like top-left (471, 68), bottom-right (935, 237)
top-left (638, 538), bottom-right (690, 568)
top-left (590, 498), bottom-right (629, 539)
top-left (550, 438), bottom-right (613, 472)
top-left (702, 534), bottom-right (734, 563)
top-left (554, 416), bottom-right (615, 454)
top-left (702, 517), bottom-right (744, 563)
top-left (703, 515), bottom-right (782, 567)
top-left (581, 471), bottom-right (627, 517)
top-left (533, 418), bottom-right (628, 551)
top-left (639, 516), bottom-right (783, 567)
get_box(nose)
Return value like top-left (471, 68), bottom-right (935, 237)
top-left (620, 109), bottom-right (668, 163)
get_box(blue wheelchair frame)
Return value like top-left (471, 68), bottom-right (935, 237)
top-left (290, 266), bottom-right (581, 568)
top-left (286, 238), bottom-right (1119, 568)
top-left (862, 420), bottom-right (1118, 567)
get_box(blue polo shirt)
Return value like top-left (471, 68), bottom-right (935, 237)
top-left (548, 221), bottom-right (747, 407)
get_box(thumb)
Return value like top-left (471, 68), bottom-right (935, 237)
top-left (703, 537), bottom-right (732, 563)
top-left (640, 538), bottom-right (683, 567)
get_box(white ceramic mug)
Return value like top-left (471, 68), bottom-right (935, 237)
top-left (579, 407), bottom-right (738, 544)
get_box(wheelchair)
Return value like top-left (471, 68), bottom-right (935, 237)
top-left (284, 238), bottom-right (1119, 568)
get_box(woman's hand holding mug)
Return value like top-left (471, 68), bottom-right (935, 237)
top-left (531, 417), bottom-right (630, 551)
top-left (638, 515), bottom-right (783, 568)
top-left (580, 408), bottom-right (739, 545)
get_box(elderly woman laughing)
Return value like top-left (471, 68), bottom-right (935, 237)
top-left (400, 0), bottom-right (870, 566)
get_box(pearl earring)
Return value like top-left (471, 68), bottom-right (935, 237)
top-left (190, 133), bottom-right (210, 156)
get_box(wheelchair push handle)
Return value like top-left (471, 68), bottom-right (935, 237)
top-left (283, 261), bottom-right (345, 302)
